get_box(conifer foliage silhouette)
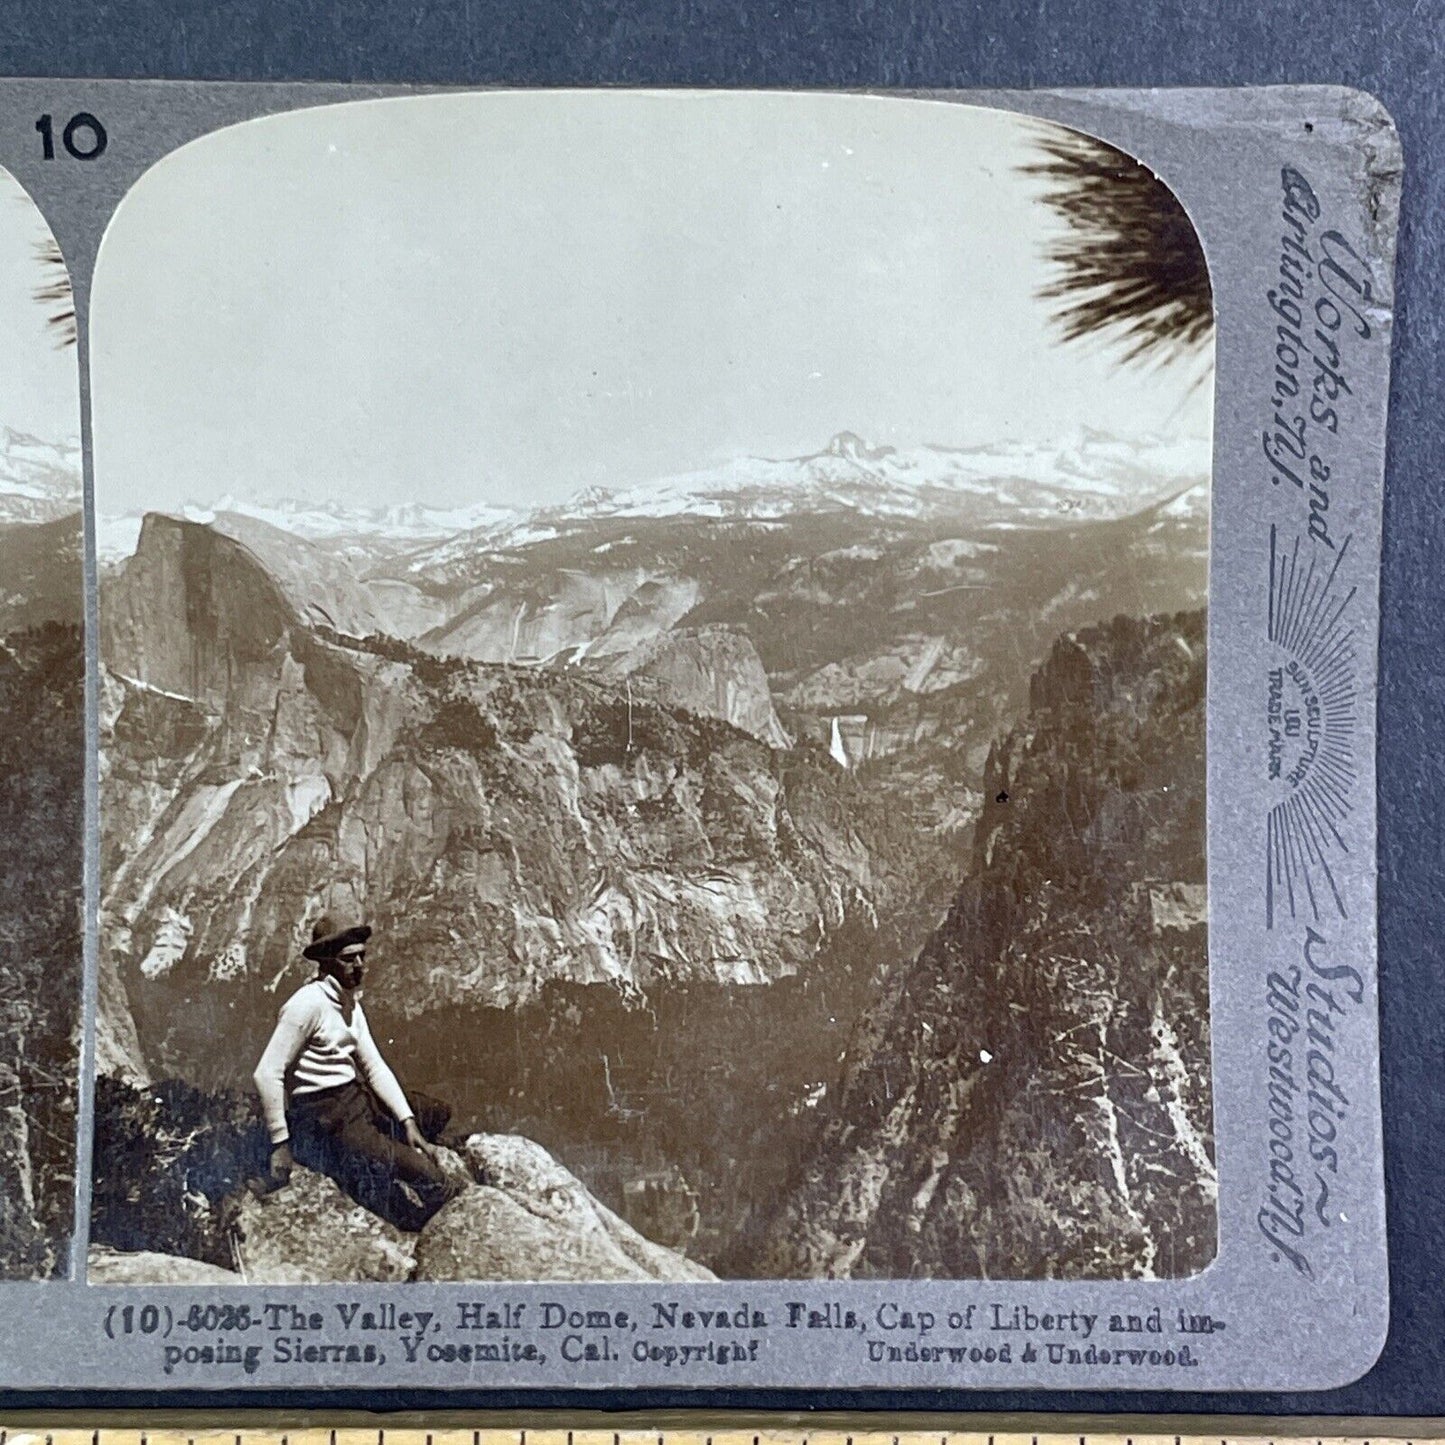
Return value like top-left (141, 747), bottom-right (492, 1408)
top-left (1026, 127), bottom-right (1213, 365)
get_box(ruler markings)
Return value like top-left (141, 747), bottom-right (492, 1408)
top-left (6, 1431), bottom-right (1445, 1445)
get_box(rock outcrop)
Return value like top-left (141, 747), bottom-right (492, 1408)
top-left (603, 626), bottom-right (791, 749)
top-left (752, 612), bottom-right (1214, 1281)
top-left (209, 511), bottom-right (447, 641)
top-left (94, 944), bottom-right (149, 1086)
top-left (414, 1135), bottom-right (715, 1282)
top-left (233, 1167), bottom-right (419, 1283)
top-left (103, 513), bottom-right (298, 705)
top-left (90, 1107), bottom-right (712, 1285)
top-left (422, 564), bottom-right (701, 665)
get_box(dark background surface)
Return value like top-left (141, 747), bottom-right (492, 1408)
top-left (0, 0), bottom-right (1441, 1419)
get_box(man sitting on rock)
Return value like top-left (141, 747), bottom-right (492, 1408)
top-left (253, 915), bottom-right (462, 1231)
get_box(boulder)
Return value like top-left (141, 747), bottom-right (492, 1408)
top-left (414, 1186), bottom-right (647, 1282)
top-left (89, 1245), bottom-right (241, 1285)
top-left (430, 1141), bottom-right (478, 1194)
top-left (232, 1165), bottom-right (417, 1283)
top-left (414, 1134), bottom-right (714, 1282)
top-left (90, 1125), bottom-right (712, 1286)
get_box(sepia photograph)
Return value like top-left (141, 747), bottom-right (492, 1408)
top-left (0, 167), bottom-right (83, 1280)
top-left (86, 91), bottom-right (1214, 1287)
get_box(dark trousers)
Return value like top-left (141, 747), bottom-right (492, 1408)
top-left (288, 1080), bottom-right (454, 1232)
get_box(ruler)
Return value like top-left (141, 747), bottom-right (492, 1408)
top-left (0, 1422), bottom-right (1442, 1445)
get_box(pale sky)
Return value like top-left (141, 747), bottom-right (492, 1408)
top-left (0, 170), bottom-right (80, 447)
top-left (91, 91), bottom-right (1211, 517)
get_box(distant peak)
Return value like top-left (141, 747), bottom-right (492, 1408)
top-left (563, 484), bottom-right (618, 513)
top-left (0, 424), bottom-right (76, 452)
top-left (823, 431), bottom-right (893, 463)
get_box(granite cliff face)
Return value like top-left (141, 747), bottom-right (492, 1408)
top-left (601, 625), bottom-right (791, 749)
top-left (209, 511), bottom-right (450, 641)
top-left (99, 514), bottom-right (888, 1086)
top-left (751, 611), bottom-right (1213, 1280)
top-left (0, 509), bottom-right (83, 1278)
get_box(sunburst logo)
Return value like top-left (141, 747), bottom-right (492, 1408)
top-left (1264, 524), bottom-right (1359, 928)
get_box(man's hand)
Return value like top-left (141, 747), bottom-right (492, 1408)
top-left (402, 1117), bottom-right (436, 1159)
top-left (268, 1141), bottom-right (294, 1188)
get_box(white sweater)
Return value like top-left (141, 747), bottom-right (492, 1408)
top-left (252, 976), bottom-right (415, 1144)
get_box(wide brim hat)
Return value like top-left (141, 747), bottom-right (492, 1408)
top-left (303, 916), bottom-right (372, 961)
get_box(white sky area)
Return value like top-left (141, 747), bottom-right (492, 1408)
top-left (91, 91), bottom-right (1211, 517)
top-left (0, 171), bottom-right (79, 446)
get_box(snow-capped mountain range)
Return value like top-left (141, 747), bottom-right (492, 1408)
top-left (541, 427), bottom-right (1209, 524)
top-left (0, 427), bottom-right (81, 526)
top-left (97, 427), bottom-right (1209, 562)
